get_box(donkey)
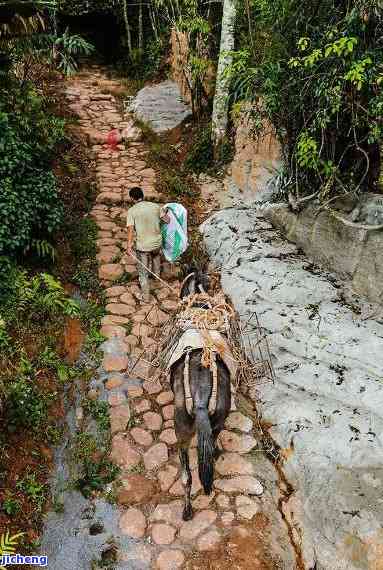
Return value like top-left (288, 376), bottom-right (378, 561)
top-left (169, 269), bottom-right (232, 520)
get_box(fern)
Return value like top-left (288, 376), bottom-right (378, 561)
top-left (0, 531), bottom-right (24, 569)
top-left (24, 239), bottom-right (57, 261)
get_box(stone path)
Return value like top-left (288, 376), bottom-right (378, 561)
top-left (65, 67), bottom-right (295, 569)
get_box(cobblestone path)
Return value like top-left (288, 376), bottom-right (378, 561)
top-left (64, 66), bottom-right (293, 570)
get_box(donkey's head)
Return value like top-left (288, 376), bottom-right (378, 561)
top-left (180, 267), bottom-right (210, 299)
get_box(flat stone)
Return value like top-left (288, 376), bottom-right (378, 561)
top-left (197, 528), bottom-right (222, 551)
top-left (105, 285), bottom-right (127, 298)
top-left (162, 300), bottom-right (179, 311)
top-left (144, 380), bottom-right (162, 394)
top-left (221, 511), bottom-right (235, 526)
top-left (134, 399), bottom-right (151, 413)
top-left (164, 420), bottom-right (174, 429)
top-left (151, 500), bottom-right (184, 527)
top-left (99, 263), bottom-right (123, 281)
top-left (170, 469), bottom-right (202, 497)
top-left (101, 325), bottom-right (127, 339)
top-left (106, 375), bottom-right (124, 390)
top-left (111, 435), bottom-right (141, 469)
top-left (143, 412), bottom-right (163, 431)
top-left (97, 246), bottom-right (120, 264)
top-left (235, 495), bottom-right (259, 519)
top-left (158, 464), bottom-right (179, 492)
top-left (118, 474), bottom-right (157, 505)
top-left (101, 315), bottom-right (131, 326)
top-left (126, 385), bottom-right (144, 398)
top-left (225, 412), bottom-right (253, 433)
top-left (147, 308), bottom-right (169, 327)
top-left (215, 453), bottom-right (255, 476)
top-left (132, 359), bottom-right (153, 381)
top-left (162, 404), bottom-right (174, 420)
top-left (110, 405), bottom-right (131, 434)
top-left (156, 550), bottom-right (185, 570)
top-left (179, 510), bottom-right (217, 542)
top-left (216, 494), bottom-right (231, 509)
top-left (125, 334), bottom-right (139, 347)
top-left (103, 354), bottom-right (129, 372)
top-left (156, 391), bottom-right (174, 406)
top-left (144, 443), bottom-right (169, 471)
top-left (132, 322), bottom-right (152, 339)
top-left (219, 430), bottom-right (257, 454)
top-left (119, 507), bottom-right (146, 538)
top-left (214, 476), bottom-right (264, 496)
top-left (106, 303), bottom-right (136, 316)
top-left (151, 523), bottom-right (176, 545)
top-left (131, 427), bottom-right (154, 447)
top-left (120, 292), bottom-right (137, 305)
top-left (159, 429), bottom-right (177, 445)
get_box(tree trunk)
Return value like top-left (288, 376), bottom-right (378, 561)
top-left (121, 0), bottom-right (132, 56)
top-left (211, 0), bottom-right (236, 155)
top-left (138, 0), bottom-right (143, 53)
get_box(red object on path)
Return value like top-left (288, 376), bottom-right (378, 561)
top-left (106, 129), bottom-right (119, 151)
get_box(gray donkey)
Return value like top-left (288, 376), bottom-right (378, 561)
top-left (169, 270), bottom-right (232, 521)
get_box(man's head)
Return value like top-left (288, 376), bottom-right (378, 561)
top-left (129, 187), bottom-right (144, 202)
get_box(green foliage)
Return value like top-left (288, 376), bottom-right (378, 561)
top-left (16, 473), bottom-right (46, 511)
top-left (51, 28), bottom-right (95, 75)
top-left (0, 84), bottom-right (65, 256)
top-left (162, 171), bottom-right (195, 197)
top-left (83, 399), bottom-right (110, 432)
top-left (75, 457), bottom-right (120, 499)
top-left (2, 492), bottom-right (21, 517)
top-left (5, 369), bottom-right (55, 432)
top-left (69, 218), bottom-right (98, 261)
top-left (229, 0), bottom-right (383, 201)
top-left (184, 125), bottom-right (213, 173)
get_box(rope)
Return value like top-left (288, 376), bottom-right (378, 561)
top-left (127, 251), bottom-right (177, 293)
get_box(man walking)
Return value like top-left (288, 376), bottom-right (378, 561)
top-left (126, 187), bottom-right (164, 302)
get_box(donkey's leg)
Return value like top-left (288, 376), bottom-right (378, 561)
top-left (210, 358), bottom-right (231, 460)
top-left (179, 444), bottom-right (193, 521)
top-left (170, 356), bottom-right (195, 521)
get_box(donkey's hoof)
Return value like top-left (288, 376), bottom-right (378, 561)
top-left (183, 505), bottom-right (193, 521)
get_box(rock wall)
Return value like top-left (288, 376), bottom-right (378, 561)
top-left (200, 206), bottom-right (383, 570)
top-left (263, 199), bottom-right (383, 306)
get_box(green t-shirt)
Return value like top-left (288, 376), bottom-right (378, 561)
top-left (126, 201), bottom-right (162, 252)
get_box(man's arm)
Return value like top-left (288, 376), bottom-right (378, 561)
top-left (127, 225), bottom-right (134, 256)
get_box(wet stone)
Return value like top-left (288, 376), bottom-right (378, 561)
top-left (151, 500), bottom-right (184, 527)
top-left (236, 495), bottom-right (260, 519)
top-left (108, 391), bottom-right (127, 407)
top-left (216, 494), bottom-right (231, 509)
top-left (103, 354), bottom-right (129, 373)
top-left (221, 511), bottom-right (235, 526)
top-left (99, 263), bottom-right (123, 281)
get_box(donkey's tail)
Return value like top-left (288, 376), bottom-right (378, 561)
top-left (195, 407), bottom-right (214, 495)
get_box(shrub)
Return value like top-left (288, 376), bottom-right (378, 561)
top-left (0, 84), bottom-right (65, 256)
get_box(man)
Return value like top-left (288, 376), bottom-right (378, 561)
top-left (126, 187), bottom-right (166, 302)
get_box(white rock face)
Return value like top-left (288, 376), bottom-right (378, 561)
top-left (201, 207), bottom-right (383, 570)
top-left (132, 81), bottom-right (192, 133)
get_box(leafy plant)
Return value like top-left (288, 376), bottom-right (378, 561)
top-left (75, 458), bottom-right (119, 499)
top-left (50, 29), bottom-right (95, 75)
top-left (16, 473), bottom-right (46, 511)
top-left (229, 0), bottom-right (383, 203)
top-left (83, 400), bottom-right (110, 432)
top-left (2, 492), bottom-right (21, 517)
